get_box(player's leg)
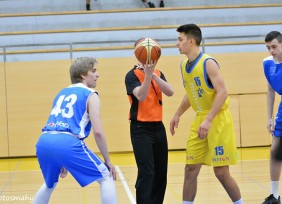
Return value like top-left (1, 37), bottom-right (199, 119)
top-left (263, 105), bottom-right (282, 202)
top-left (63, 138), bottom-right (112, 187)
top-left (270, 136), bottom-right (282, 180)
top-left (61, 135), bottom-right (116, 201)
top-left (269, 136), bottom-right (282, 200)
top-left (209, 110), bottom-right (242, 203)
top-left (97, 176), bottom-right (117, 204)
top-left (183, 115), bottom-right (207, 202)
top-left (33, 182), bottom-right (57, 204)
top-left (130, 121), bottom-right (155, 203)
top-left (34, 133), bottom-right (62, 204)
top-left (183, 163), bottom-right (202, 202)
top-left (213, 166), bottom-right (242, 203)
top-left (271, 108), bottom-right (282, 180)
top-left (152, 122), bottom-right (168, 203)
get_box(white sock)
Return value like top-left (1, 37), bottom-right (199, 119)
top-left (271, 180), bottom-right (280, 199)
top-left (33, 182), bottom-right (56, 204)
top-left (233, 198), bottom-right (243, 204)
top-left (183, 201), bottom-right (194, 204)
top-left (98, 176), bottom-right (117, 204)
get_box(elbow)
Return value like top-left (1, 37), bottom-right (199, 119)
top-left (93, 131), bottom-right (103, 138)
top-left (139, 97), bottom-right (146, 102)
top-left (168, 89), bottom-right (174, 97)
top-left (136, 94), bottom-right (147, 102)
top-left (165, 88), bottom-right (174, 97)
top-left (166, 91), bottom-right (174, 97)
top-left (222, 90), bottom-right (228, 100)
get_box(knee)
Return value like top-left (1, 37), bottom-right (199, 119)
top-left (43, 182), bottom-right (57, 191)
top-left (214, 167), bottom-right (230, 182)
top-left (140, 169), bottom-right (155, 179)
top-left (98, 175), bottom-right (114, 185)
top-left (184, 165), bottom-right (200, 180)
top-left (270, 146), bottom-right (278, 158)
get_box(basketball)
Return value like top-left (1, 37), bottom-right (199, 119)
top-left (134, 38), bottom-right (161, 64)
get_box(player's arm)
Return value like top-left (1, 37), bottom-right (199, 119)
top-left (267, 82), bottom-right (275, 134)
top-left (133, 63), bottom-right (155, 101)
top-left (152, 73), bottom-right (174, 97)
top-left (205, 59), bottom-right (228, 121)
top-left (170, 94), bottom-right (191, 135)
top-left (198, 59), bottom-right (228, 139)
top-left (88, 92), bottom-right (116, 180)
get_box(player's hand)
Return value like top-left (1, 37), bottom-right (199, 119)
top-left (106, 161), bottom-right (117, 180)
top-left (60, 167), bottom-right (68, 178)
top-left (143, 61), bottom-right (157, 76)
top-left (197, 119), bottom-right (211, 139)
top-left (170, 115), bottom-right (179, 135)
top-left (267, 118), bottom-right (274, 134)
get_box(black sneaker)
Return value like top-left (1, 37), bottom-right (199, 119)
top-left (148, 2), bottom-right (155, 8)
top-left (160, 0), bottom-right (164, 7)
top-left (86, 4), bottom-right (91, 10)
top-left (262, 194), bottom-right (281, 204)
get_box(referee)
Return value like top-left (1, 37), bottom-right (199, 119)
top-left (125, 38), bottom-right (174, 204)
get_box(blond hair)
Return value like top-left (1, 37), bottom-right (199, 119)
top-left (70, 57), bottom-right (97, 84)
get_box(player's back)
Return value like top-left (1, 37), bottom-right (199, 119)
top-left (42, 83), bottom-right (96, 139)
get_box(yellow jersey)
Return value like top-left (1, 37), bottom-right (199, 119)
top-left (180, 53), bottom-right (229, 112)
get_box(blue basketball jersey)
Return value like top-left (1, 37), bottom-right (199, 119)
top-left (263, 56), bottom-right (282, 95)
top-left (42, 83), bottom-right (96, 140)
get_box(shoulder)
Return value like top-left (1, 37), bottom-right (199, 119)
top-left (263, 56), bottom-right (274, 70)
top-left (263, 55), bottom-right (273, 62)
top-left (125, 67), bottom-right (140, 87)
top-left (263, 56), bottom-right (274, 65)
top-left (180, 59), bottom-right (189, 66)
top-left (201, 54), bottom-right (219, 69)
top-left (125, 67), bottom-right (137, 78)
top-left (203, 54), bottom-right (217, 62)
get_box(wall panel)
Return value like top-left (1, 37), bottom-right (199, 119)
top-left (6, 60), bottom-right (71, 156)
top-left (4, 52), bottom-right (274, 156)
top-left (229, 95), bottom-right (241, 147)
top-left (215, 52), bottom-right (268, 95)
top-left (239, 94), bottom-right (270, 147)
top-left (0, 62), bottom-right (8, 157)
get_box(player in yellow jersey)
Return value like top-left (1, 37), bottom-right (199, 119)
top-left (170, 24), bottom-right (243, 204)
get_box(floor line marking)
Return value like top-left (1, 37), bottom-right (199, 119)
top-left (115, 165), bottom-right (136, 204)
top-left (0, 160), bottom-right (22, 196)
top-left (0, 170), bottom-right (40, 173)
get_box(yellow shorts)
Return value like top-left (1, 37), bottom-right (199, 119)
top-left (186, 109), bottom-right (238, 166)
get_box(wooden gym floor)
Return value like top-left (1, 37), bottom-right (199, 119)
top-left (0, 147), bottom-right (274, 203)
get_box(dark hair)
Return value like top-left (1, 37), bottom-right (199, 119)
top-left (265, 31), bottom-right (282, 43)
top-left (177, 24), bottom-right (202, 46)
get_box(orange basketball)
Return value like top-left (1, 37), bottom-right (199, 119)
top-left (134, 38), bottom-right (161, 64)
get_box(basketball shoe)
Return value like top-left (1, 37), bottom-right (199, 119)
top-left (262, 194), bottom-right (281, 204)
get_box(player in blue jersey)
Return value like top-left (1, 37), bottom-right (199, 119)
top-left (262, 31), bottom-right (282, 204)
top-left (33, 57), bottom-right (117, 204)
